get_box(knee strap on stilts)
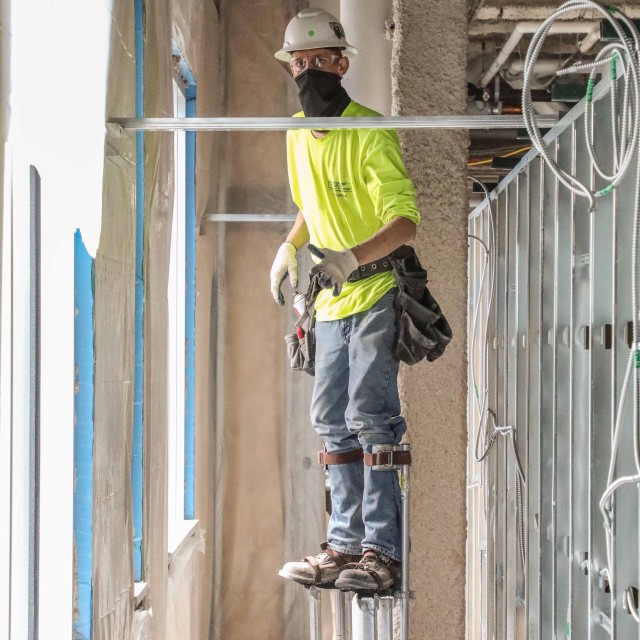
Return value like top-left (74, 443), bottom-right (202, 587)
top-left (317, 448), bottom-right (364, 466)
top-left (364, 450), bottom-right (412, 467)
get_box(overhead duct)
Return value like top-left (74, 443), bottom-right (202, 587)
top-left (479, 20), bottom-right (600, 89)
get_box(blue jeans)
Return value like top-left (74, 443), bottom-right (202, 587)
top-left (311, 290), bottom-right (406, 561)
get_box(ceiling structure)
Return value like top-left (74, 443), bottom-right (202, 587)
top-left (465, 0), bottom-right (640, 203)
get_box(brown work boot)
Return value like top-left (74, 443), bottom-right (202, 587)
top-left (278, 542), bottom-right (362, 586)
top-left (334, 550), bottom-right (400, 592)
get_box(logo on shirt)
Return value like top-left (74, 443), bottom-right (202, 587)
top-left (327, 180), bottom-right (352, 198)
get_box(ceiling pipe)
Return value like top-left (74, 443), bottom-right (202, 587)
top-left (505, 58), bottom-right (601, 77)
top-left (479, 21), bottom-right (600, 88)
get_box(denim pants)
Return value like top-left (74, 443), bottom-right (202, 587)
top-left (311, 290), bottom-right (406, 561)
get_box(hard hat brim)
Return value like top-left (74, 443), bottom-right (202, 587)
top-left (274, 43), bottom-right (358, 62)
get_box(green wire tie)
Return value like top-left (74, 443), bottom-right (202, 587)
top-left (586, 78), bottom-right (596, 102)
top-left (597, 184), bottom-right (615, 196)
top-left (474, 385), bottom-right (479, 399)
top-left (611, 54), bottom-right (618, 80)
top-left (634, 350), bottom-right (640, 369)
top-left (606, 5), bottom-right (617, 15)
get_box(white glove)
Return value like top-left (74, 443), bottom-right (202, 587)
top-left (308, 244), bottom-right (358, 296)
top-left (270, 242), bottom-right (298, 305)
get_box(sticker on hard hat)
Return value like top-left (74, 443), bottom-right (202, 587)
top-left (330, 23), bottom-right (345, 40)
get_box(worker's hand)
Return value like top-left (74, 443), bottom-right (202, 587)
top-left (308, 245), bottom-right (358, 296)
top-left (270, 242), bottom-right (298, 305)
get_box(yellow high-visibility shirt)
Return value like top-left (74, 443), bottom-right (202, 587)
top-left (287, 100), bottom-right (421, 321)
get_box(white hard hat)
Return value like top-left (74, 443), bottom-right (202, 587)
top-left (274, 8), bottom-right (358, 61)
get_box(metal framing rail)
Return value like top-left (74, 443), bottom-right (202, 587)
top-left (109, 115), bottom-right (558, 132)
top-left (467, 73), bottom-right (640, 638)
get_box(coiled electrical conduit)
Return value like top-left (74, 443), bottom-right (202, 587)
top-left (469, 176), bottom-right (527, 575)
top-left (522, 0), bottom-right (640, 631)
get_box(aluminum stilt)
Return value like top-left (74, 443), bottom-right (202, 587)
top-left (335, 589), bottom-right (353, 640)
top-left (308, 586), bottom-right (322, 640)
top-left (305, 443), bottom-right (411, 640)
top-left (369, 443), bottom-right (412, 640)
top-left (376, 595), bottom-right (395, 638)
top-left (399, 447), bottom-right (411, 640)
top-left (357, 595), bottom-right (378, 639)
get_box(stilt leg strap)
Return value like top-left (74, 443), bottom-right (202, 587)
top-left (364, 450), bottom-right (412, 466)
top-left (317, 448), bottom-right (364, 466)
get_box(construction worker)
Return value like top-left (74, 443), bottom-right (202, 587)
top-left (270, 8), bottom-right (420, 592)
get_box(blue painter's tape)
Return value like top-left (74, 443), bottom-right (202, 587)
top-left (172, 39), bottom-right (198, 520)
top-left (132, 0), bottom-right (145, 582)
top-left (184, 91), bottom-right (196, 519)
top-left (73, 230), bottom-right (95, 640)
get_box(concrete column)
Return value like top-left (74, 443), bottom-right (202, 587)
top-left (340, 0), bottom-right (392, 115)
top-left (391, 0), bottom-right (468, 638)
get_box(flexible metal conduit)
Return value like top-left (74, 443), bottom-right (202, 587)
top-left (521, 0), bottom-right (640, 623)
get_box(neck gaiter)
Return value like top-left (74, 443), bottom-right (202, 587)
top-left (294, 69), bottom-right (351, 118)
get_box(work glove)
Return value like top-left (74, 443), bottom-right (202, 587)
top-left (308, 244), bottom-right (358, 296)
top-left (270, 241), bottom-right (298, 305)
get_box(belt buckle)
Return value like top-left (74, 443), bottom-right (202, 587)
top-left (380, 451), bottom-right (395, 467)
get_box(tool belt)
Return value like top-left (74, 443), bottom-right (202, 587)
top-left (284, 256), bottom-right (391, 376)
top-left (284, 245), bottom-right (452, 374)
top-left (388, 245), bottom-right (453, 365)
top-left (284, 275), bottom-right (322, 376)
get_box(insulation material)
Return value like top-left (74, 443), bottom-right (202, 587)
top-left (165, 528), bottom-right (205, 638)
top-left (390, 0), bottom-right (469, 637)
top-left (171, 4), bottom-right (223, 639)
top-left (92, 0), bottom-right (137, 635)
top-left (95, 0), bottom-right (223, 636)
top-left (131, 609), bottom-right (153, 640)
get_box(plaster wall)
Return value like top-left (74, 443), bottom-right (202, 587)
top-left (391, 0), bottom-right (469, 637)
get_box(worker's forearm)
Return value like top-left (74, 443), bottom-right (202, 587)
top-left (351, 216), bottom-right (417, 265)
top-left (285, 210), bottom-right (310, 250)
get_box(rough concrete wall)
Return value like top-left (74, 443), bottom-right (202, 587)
top-left (92, 0), bottom-right (137, 636)
top-left (212, 1), bottom-right (329, 639)
top-left (391, 1), bottom-right (469, 638)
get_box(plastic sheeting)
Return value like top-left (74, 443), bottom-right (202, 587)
top-left (95, 0), bottom-right (221, 637)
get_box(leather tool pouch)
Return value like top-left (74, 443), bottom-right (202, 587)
top-left (284, 275), bottom-right (322, 376)
top-left (285, 324), bottom-right (316, 374)
top-left (389, 245), bottom-right (453, 365)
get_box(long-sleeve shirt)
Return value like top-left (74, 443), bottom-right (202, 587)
top-left (287, 100), bottom-right (421, 321)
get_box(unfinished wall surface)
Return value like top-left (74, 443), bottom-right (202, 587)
top-left (211, 1), bottom-right (330, 639)
top-left (92, 0), bottom-right (137, 635)
top-left (391, 0), bottom-right (469, 638)
top-left (172, 2), bottom-right (222, 640)
top-left (92, 0), bottom-right (221, 638)
top-left (140, 1), bottom-right (174, 637)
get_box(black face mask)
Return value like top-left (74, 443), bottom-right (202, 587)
top-left (294, 69), bottom-right (351, 118)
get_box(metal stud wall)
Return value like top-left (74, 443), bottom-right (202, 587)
top-left (468, 78), bottom-right (640, 639)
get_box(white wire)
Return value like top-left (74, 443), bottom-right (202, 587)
top-left (468, 178), bottom-right (527, 576)
top-left (522, 0), bottom-right (640, 623)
